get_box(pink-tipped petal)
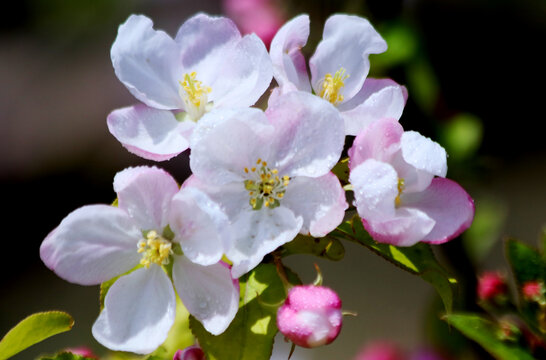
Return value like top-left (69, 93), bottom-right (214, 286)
top-left (348, 118), bottom-right (403, 170)
top-left (113, 166), bottom-right (179, 231)
top-left (403, 178), bottom-right (475, 244)
top-left (40, 205), bottom-right (141, 286)
top-left (92, 266), bottom-right (175, 354)
top-left (107, 104), bottom-right (192, 161)
top-left (266, 91), bottom-right (344, 178)
top-left (269, 14), bottom-right (311, 93)
top-left (172, 256), bottom-right (239, 335)
top-left (309, 14), bottom-right (387, 102)
top-left (282, 172), bottom-right (347, 237)
top-left (339, 78), bottom-right (407, 136)
top-left (169, 187), bottom-right (230, 266)
top-left (111, 15), bottom-right (183, 110)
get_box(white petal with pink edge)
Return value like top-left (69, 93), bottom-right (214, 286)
top-left (114, 166), bottom-right (179, 231)
top-left (172, 256), bottom-right (239, 335)
top-left (107, 104), bottom-right (192, 161)
top-left (40, 205), bottom-right (141, 286)
top-left (111, 15), bottom-right (183, 110)
top-left (92, 266), bottom-right (175, 354)
top-left (281, 173), bottom-right (347, 237)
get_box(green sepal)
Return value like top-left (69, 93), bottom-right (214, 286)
top-left (0, 311), bottom-right (74, 360)
top-left (39, 352), bottom-right (95, 360)
top-left (190, 263), bottom-right (300, 360)
top-left (280, 234), bottom-right (345, 261)
top-left (445, 313), bottom-right (535, 360)
top-left (332, 214), bottom-right (456, 313)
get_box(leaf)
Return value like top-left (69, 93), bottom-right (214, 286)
top-left (445, 313), bottom-right (535, 360)
top-left (190, 263), bottom-right (298, 360)
top-left (333, 215), bottom-right (456, 313)
top-left (40, 352), bottom-right (95, 360)
top-left (506, 238), bottom-right (546, 286)
top-left (0, 311), bottom-right (74, 360)
top-left (280, 234), bottom-right (345, 261)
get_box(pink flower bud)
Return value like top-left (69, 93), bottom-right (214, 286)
top-left (522, 280), bottom-right (545, 302)
top-left (477, 272), bottom-right (507, 301)
top-left (354, 341), bottom-right (403, 360)
top-left (277, 285), bottom-right (342, 348)
top-left (173, 346), bottom-right (205, 360)
top-left (64, 347), bottom-right (98, 359)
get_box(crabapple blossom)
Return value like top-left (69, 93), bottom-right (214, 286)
top-left (277, 285), bottom-right (342, 348)
top-left (107, 13), bottom-right (272, 161)
top-left (269, 14), bottom-right (407, 135)
top-left (40, 166), bottom-right (239, 354)
top-left (188, 91), bottom-right (347, 277)
top-left (349, 118), bottom-right (474, 246)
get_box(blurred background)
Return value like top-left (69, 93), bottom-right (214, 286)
top-left (1, 0), bottom-right (545, 359)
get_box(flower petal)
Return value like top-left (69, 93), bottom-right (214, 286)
top-left (107, 104), bottom-right (192, 161)
top-left (176, 14), bottom-right (272, 109)
top-left (399, 131), bottom-right (447, 192)
top-left (269, 14), bottom-right (311, 93)
top-left (362, 207), bottom-right (435, 247)
top-left (92, 266), bottom-right (175, 354)
top-left (172, 256), bottom-right (239, 335)
top-left (169, 186), bottom-right (231, 266)
top-left (190, 107), bottom-right (274, 185)
top-left (350, 159), bottom-right (398, 221)
top-left (403, 178), bottom-right (475, 244)
top-left (40, 205), bottom-right (141, 285)
top-left (228, 206), bottom-right (302, 278)
top-left (114, 166), bottom-right (179, 231)
top-left (309, 14), bottom-right (387, 102)
top-left (282, 173), bottom-right (347, 237)
top-left (339, 78), bottom-right (407, 136)
top-left (348, 118), bottom-right (403, 170)
top-left (111, 15), bottom-right (183, 109)
top-left (266, 91), bottom-right (344, 177)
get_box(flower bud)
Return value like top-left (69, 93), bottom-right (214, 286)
top-left (477, 272), bottom-right (507, 302)
top-left (354, 341), bottom-right (403, 360)
top-left (276, 285), bottom-right (342, 348)
top-left (522, 280), bottom-right (545, 303)
top-left (173, 345), bottom-right (206, 360)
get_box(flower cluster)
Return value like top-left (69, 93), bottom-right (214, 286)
top-left (40, 11), bottom-right (474, 355)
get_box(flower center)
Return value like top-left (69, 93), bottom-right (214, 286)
top-left (395, 178), bottom-right (405, 207)
top-left (319, 68), bottom-right (348, 105)
top-left (137, 230), bottom-right (173, 268)
top-left (178, 72), bottom-right (212, 121)
top-left (243, 158), bottom-right (290, 210)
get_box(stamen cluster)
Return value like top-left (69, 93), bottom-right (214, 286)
top-left (137, 230), bottom-right (173, 268)
top-left (244, 159), bottom-right (290, 210)
top-left (319, 68), bottom-right (348, 105)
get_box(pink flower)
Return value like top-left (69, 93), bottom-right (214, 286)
top-left (188, 91), bottom-right (347, 277)
top-left (348, 118), bottom-right (475, 246)
top-left (223, 0), bottom-right (284, 48)
top-left (40, 167), bottom-right (239, 353)
top-left (522, 280), bottom-right (545, 302)
top-left (269, 14), bottom-right (407, 135)
top-left (477, 272), bottom-right (507, 301)
top-left (107, 14), bottom-right (272, 161)
top-left (277, 285), bottom-right (342, 348)
top-left (355, 342), bottom-right (403, 360)
top-left (64, 347), bottom-right (98, 359)
top-left (174, 345), bottom-right (206, 360)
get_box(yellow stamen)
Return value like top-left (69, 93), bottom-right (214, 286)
top-left (395, 178), bottom-right (405, 207)
top-left (137, 230), bottom-right (173, 268)
top-left (319, 68), bottom-right (349, 105)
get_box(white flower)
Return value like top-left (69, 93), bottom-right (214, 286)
top-left (269, 14), bottom-right (407, 135)
top-left (40, 166), bottom-right (239, 354)
top-left (107, 14), bottom-right (273, 161)
top-left (188, 91), bottom-right (348, 277)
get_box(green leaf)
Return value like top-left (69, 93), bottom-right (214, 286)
top-left (0, 311), bottom-right (74, 360)
top-left (445, 313), bottom-right (535, 360)
top-left (333, 215), bottom-right (456, 312)
top-left (506, 238), bottom-right (546, 286)
top-left (190, 263), bottom-right (298, 360)
top-left (40, 352), bottom-right (95, 360)
top-left (280, 234), bottom-right (345, 261)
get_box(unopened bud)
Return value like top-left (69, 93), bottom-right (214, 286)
top-left (277, 285), bottom-right (342, 348)
top-left (477, 272), bottom-right (507, 302)
top-left (173, 345), bottom-right (205, 360)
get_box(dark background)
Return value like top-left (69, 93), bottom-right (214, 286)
top-left (1, 0), bottom-right (545, 359)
